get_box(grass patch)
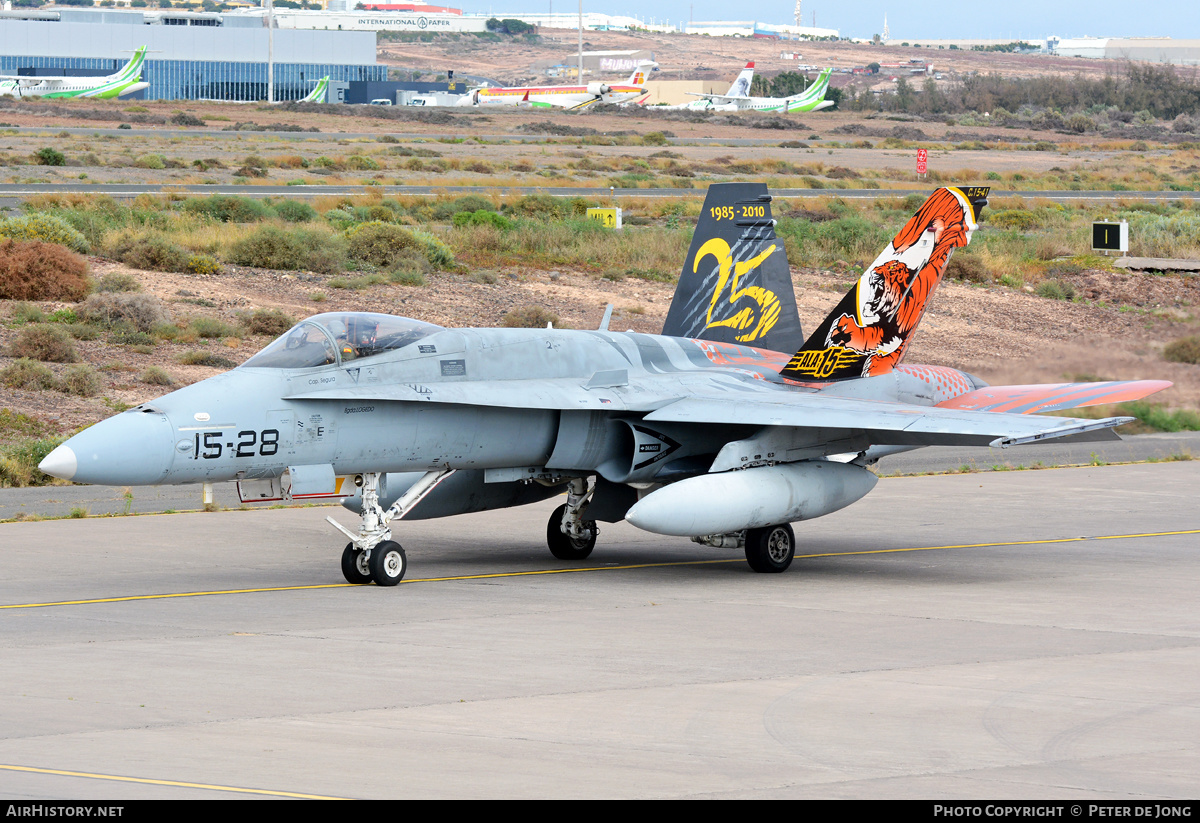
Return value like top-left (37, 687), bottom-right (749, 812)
top-left (0, 408), bottom-right (65, 487)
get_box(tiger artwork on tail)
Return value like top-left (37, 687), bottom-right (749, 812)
top-left (781, 186), bottom-right (986, 382)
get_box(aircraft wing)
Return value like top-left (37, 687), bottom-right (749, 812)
top-left (285, 374), bottom-right (1157, 448)
top-left (641, 394), bottom-right (1131, 448)
top-left (0, 76), bottom-right (56, 85)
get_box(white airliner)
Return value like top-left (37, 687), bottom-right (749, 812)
top-left (457, 63), bottom-right (655, 110)
top-left (681, 66), bottom-right (835, 113)
top-left (661, 62), bottom-right (756, 112)
top-left (0, 47), bottom-right (148, 99)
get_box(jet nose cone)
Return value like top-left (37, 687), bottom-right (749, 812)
top-left (38, 444), bottom-right (78, 481)
top-left (53, 408), bottom-right (175, 486)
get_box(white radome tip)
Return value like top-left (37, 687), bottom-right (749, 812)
top-left (38, 444), bottom-right (77, 481)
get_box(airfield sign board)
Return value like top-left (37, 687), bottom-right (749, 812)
top-left (586, 207), bottom-right (623, 229)
top-left (1092, 220), bottom-right (1128, 254)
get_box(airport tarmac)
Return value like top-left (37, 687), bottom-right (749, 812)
top-left (0, 461), bottom-right (1197, 799)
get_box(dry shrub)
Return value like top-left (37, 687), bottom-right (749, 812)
top-left (1, 358), bottom-right (58, 390)
top-left (344, 221), bottom-right (421, 267)
top-left (1035, 279), bottom-right (1076, 301)
top-left (501, 305), bottom-right (560, 328)
top-left (9, 325), bottom-right (79, 363)
top-left (243, 308), bottom-right (295, 336)
top-left (60, 364), bottom-right (101, 397)
top-left (177, 350), bottom-right (237, 368)
top-left (272, 155), bottom-right (308, 169)
top-left (227, 226), bottom-right (345, 273)
top-left (0, 213), bottom-right (89, 253)
top-left (140, 366), bottom-right (174, 386)
top-left (1163, 336), bottom-right (1200, 365)
top-left (109, 232), bottom-right (190, 273)
top-left (0, 239), bottom-right (90, 301)
top-left (94, 272), bottom-right (142, 293)
top-left (945, 254), bottom-right (992, 283)
top-left (80, 292), bottom-right (171, 332)
top-left (186, 254), bottom-right (221, 275)
top-left (1033, 235), bottom-right (1073, 261)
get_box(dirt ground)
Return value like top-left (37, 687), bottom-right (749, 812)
top-left (380, 27), bottom-right (1114, 87)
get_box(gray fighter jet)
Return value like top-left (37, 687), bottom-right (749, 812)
top-left (39, 184), bottom-right (1170, 586)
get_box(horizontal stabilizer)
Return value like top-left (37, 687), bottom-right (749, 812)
top-left (643, 394), bottom-right (1134, 449)
top-left (936, 380), bottom-right (1172, 414)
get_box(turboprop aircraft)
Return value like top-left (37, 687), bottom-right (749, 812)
top-left (687, 66), bottom-right (834, 113)
top-left (39, 184), bottom-right (1170, 586)
top-left (456, 62), bottom-right (654, 109)
top-left (661, 62), bottom-right (755, 112)
top-left (0, 46), bottom-right (148, 99)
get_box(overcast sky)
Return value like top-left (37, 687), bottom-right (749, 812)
top-left (468, 1), bottom-right (1197, 41)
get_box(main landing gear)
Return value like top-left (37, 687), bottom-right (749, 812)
top-left (328, 469), bottom-right (452, 586)
top-left (546, 477), bottom-right (597, 560)
top-left (744, 523), bottom-right (796, 573)
top-left (693, 522), bottom-right (797, 573)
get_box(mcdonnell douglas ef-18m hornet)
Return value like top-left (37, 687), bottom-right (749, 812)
top-left (40, 184), bottom-right (1170, 586)
top-left (0, 46), bottom-right (148, 99)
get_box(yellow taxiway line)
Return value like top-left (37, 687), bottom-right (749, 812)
top-left (2, 529), bottom-right (1196, 611)
top-left (0, 763), bottom-right (345, 799)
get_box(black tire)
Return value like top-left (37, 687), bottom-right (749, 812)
top-left (368, 540), bottom-right (407, 586)
top-left (546, 503), bottom-right (597, 560)
top-left (341, 543), bottom-right (372, 584)
top-left (744, 523), bottom-right (795, 573)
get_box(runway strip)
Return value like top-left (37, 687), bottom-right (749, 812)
top-left (5, 528), bottom-right (1197, 611)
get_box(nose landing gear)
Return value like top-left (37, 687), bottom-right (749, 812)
top-left (546, 477), bottom-right (598, 560)
top-left (328, 469), bottom-right (452, 586)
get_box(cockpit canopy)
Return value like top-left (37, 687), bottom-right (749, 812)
top-left (241, 312), bottom-right (444, 369)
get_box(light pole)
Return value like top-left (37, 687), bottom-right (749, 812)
top-left (266, 0), bottom-right (275, 104)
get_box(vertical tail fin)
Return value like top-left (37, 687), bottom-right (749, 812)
top-left (780, 186), bottom-right (989, 381)
top-left (662, 182), bottom-right (805, 354)
top-left (116, 46), bottom-right (147, 83)
top-left (627, 61), bottom-right (657, 86)
top-left (786, 67), bottom-right (832, 109)
top-left (300, 76), bottom-right (329, 104)
top-left (726, 62), bottom-right (755, 97)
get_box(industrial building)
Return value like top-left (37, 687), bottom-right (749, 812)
top-left (684, 20), bottom-right (838, 39)
top-left (1047, 37), bottom-right (1200, 65)
top-left (0, 8), bottom-right (384, 101)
